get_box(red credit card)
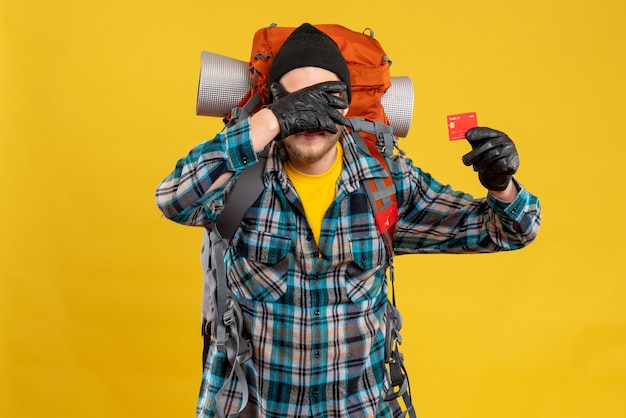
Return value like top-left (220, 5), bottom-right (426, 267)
top-left (447, 112), bottom-right (478, 141)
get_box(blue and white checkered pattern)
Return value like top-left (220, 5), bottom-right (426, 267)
top-left (155, 119), bottom-right (541, 417)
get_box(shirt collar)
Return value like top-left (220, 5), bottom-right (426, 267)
top-left (264, 128), bottom-right (391, 193)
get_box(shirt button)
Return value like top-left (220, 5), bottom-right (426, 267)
top-left (242, 156), bottom-right (248, 164)
top-left (314, 351), bottom-right (320, 358)
top-left (306, 232), bottom-right (314, 241)
top-left (312, 390), bottom-right (319, 398)
top-left (314, 310), bottom-right (320, 316)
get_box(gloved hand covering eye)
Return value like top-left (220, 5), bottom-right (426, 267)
top-left (462, 127), bottom-right (520, 191)
top-left (267, 81), bottom-right (349, 139)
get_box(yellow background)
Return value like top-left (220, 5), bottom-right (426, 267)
top-left (1, 0), bottom-right (624, 417)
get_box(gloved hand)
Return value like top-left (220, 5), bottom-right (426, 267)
top-left (267, 81), bottom-right (349, 139)
top-left (462, 127), bottom-right (519, 191)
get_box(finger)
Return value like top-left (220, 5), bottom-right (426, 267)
top-left (322, 124), bottom-right (339, 134)
top-left (269, 82), bottom-right (289, 101)
top-left (316, 81), bottom-right (348, 94)
top-left (487, 154), bottom-right (519, 175)
top-left (314, 114), bottom-right (339, 134)
top-left (470, 142), bottom-right (515, 171)
top-left (462, 145), bottom-right (489, 166)
top-left (467, 145), bottom-right (519, 174)
top-left (470, 149), bottom-right (503, 171)
top-left (326, 108), bottom-right (347, 126)
top-left (324, 94), bottom-right (349, 110)
top-left (462, 136), bottom-right (512, 166)
top-left (462, 149), bottom-right (476, 167)
top-left (472, 153), bottom-right (507, 172)
top-left (466, 127), bottom-right (507, 142)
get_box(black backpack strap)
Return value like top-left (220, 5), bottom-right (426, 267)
top-left (215, 146), bottom-right (269, 239)
top-left (224, 92), bottom-right (262, 128)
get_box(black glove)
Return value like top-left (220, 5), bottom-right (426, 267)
top-left (462, 127), bottom-right (519, 191)
top-left (266, 81), bottom-right (348, 139)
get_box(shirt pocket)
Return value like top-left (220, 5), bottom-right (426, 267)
top-left (344, 235), bottom-right (386, 303)
top-left (228, 228), bottom-right (292, 302)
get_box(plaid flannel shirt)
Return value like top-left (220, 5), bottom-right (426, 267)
top-left (155, 119), bottom-right (541, 417)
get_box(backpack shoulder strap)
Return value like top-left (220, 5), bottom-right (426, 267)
top-left (347, 122), bottom-right (398, 246)
top-left (349, 127), bottom-right (416, 418)
top-left (215, 146), bottom-right (269, 240)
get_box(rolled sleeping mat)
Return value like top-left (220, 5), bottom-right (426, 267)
top-left (196, 51), bottom-right (414, 138)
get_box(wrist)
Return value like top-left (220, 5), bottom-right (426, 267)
top-left (490, 179), bottom-right (519, 202)
top-left (250, 108), bottom-right (281, 151)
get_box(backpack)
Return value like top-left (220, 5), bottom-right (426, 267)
top-left (198, 23), bottom-right (415, 418)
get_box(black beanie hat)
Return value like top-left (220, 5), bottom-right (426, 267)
top-left (267, 23), bottom-right (352, 103)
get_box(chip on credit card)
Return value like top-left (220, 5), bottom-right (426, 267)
top-left (447, 112), bottom-right (478, 141)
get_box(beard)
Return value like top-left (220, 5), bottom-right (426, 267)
top-left (281, 128), bottom-right (343, 166)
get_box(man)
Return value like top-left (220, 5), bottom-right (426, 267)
top-left (156, 23), bottom-right (541, 418)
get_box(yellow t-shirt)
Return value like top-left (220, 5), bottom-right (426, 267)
top-left (284, 143), bottom-right (343, 244)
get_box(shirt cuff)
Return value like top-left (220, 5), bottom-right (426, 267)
top-left (223, 118), bottom-right (258, 171)
top-left (487, 178), bottom-right (528, 220)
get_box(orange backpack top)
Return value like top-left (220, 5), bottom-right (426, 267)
top-left (232, 23), bottom-right (392, 128)
top-left (228, 23), bottom-right (398, 239)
